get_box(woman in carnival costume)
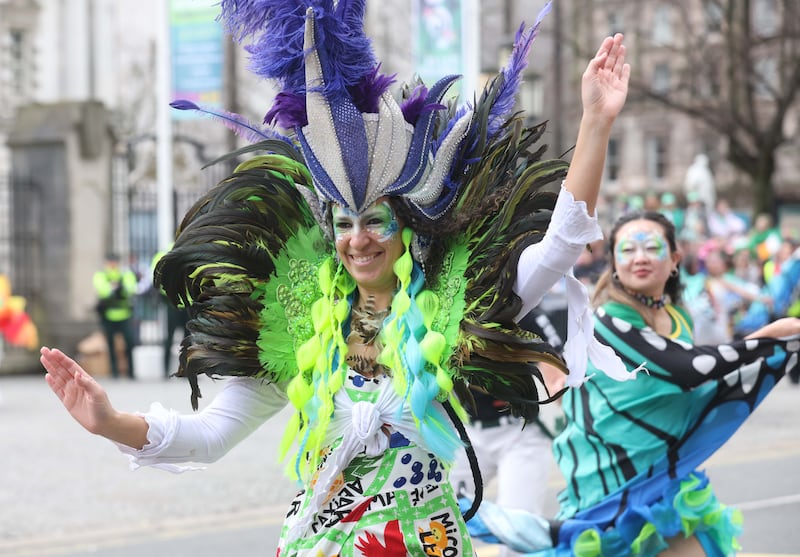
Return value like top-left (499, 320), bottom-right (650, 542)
top-left (464, 211), bottom-right (800, 556)
top-left (40, 1), bottom-right (633, 555)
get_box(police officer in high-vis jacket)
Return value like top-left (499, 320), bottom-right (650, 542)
top-left (93, 253), bottom-right (138, 379)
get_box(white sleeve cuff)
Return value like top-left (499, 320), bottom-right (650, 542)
top-left (114, 402), bottom-right (201, 473)
top-left (549, 183), bottom-right (603, 245)
top-left (114, 377), bottom-right (289, 473)
top-left (514, 184), bottom-right (603, 317)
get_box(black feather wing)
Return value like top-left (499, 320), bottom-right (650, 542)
top-left (154, 155), bottom-right (328, 409)
top-left (444, 114), bottom-right (571, 421)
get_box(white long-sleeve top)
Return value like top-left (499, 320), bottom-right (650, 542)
top-left (117, 184), bottom-right (631, 470)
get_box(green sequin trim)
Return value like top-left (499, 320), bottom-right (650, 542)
top-left (255, 225), bottom-right (330, 383)
top-left (430, 236), bottom-right (470, 355)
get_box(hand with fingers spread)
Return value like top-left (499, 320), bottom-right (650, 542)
top-left (41, 347), bottom-right (148, 448)
top-left (560, 33), bottom-right (631, 216)
top-left (582, 33), bottom-right (631, 123)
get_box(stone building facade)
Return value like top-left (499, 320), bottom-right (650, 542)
top-left (1, 0), bottom-right (798, 370)
top-left (560, 0), bottom-right (800, 218)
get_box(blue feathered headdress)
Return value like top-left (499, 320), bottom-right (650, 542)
top-left (180, 0), bottom-right (552, 223)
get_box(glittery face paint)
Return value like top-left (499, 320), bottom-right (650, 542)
top-left (331, 201), bottom-right (399, 243)
top-left (614, 230), bottom-right (668, 266)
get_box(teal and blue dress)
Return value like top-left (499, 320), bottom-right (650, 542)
top-left (465, 300), bottom-right (799, 556)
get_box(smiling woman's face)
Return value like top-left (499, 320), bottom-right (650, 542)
top-left (332, 197), bottom-right (405, 295)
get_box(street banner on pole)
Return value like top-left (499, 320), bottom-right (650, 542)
top-left (170, 0), bottom-right (223, 119)
top-left (413, 0), bottom-right (478, 101)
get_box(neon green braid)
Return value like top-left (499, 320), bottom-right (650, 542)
top-left (279, 256), bottom-right (355, 480)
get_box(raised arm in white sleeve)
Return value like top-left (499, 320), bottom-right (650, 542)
top-left (514, 33), bottom-right (630, 319)
top-left (511, 34), bottom-right (634, 387)
top-left (116, 377), bottom-right (289, 472)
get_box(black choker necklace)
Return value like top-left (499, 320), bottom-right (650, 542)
top-left (629, 291), bottom-right (667, 309)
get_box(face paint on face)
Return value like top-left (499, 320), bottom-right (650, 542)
top-left (331, 201), bottom-right (400, 243)
top-left (614, 230), bottom-right (668, 266)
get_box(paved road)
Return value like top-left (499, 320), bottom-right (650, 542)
top-left (1, 369), bottom-right (799, 556)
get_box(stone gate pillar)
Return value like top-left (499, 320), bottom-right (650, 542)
top-left (7, 101), bottom-right (114, 366)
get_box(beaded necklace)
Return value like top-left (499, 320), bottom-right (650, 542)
top-left (346, 295), bottom-right (391, 377)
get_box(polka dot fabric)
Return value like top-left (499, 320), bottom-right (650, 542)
top-left (552, 302), bottom-right (799, 556)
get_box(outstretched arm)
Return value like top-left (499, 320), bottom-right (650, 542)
top-left (563, 33), bottom-right (630, 214)
top-left (745, 317), bottom-right (800, 340)
top-left (43, 347), bottom-right (289, 466)
top-left (42, 347), bottom-right (150, 449)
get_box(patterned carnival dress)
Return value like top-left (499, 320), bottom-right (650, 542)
top-left (278, 368), bottom-right (473, 556)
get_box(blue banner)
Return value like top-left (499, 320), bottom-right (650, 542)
top-left (170, 0), bottom-right (223, 119)
top-left (414, 0), bottom-right (464, 97)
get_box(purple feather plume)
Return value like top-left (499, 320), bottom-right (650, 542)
top-left (220, 0), bottom-right (377, 106)
top-left (485, 1), bottom-right (552, 138)
top-left (170, 100), bottom-right (292, 144)
top-left (400, 85), bottom-right (445, 125)
top-left (264, 92), bottom-right (308, 129)
top-left (351, 65), bottom-right (396, 114)
top-left (306, 0), bottom-right (377, 100)
top-left (220, 0), bottom-right (308, 91)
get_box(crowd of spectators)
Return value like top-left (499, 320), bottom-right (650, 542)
top-left (572, 191), bottom-right (800, 385)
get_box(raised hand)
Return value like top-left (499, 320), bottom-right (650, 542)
top-left (560, 34), bottom-right (631, 214)
top-left (41, 347), bottom-right (117, 436)
top-left (582, 33), bottom-right (631, 123)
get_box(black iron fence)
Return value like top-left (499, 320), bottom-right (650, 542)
top-left (0, 139), bottom-right (232, 374)
top-left (0, 171), bottom-right (39, 366)
top-left (114, 154), bottom-right (229, 346)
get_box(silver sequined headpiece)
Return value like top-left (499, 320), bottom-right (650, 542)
top-left (218, 0), bottom-right (552, 259)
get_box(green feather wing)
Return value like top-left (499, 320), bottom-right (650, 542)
top-left (154, 154), bottom-right (330, 409)
top-left (254, 226), bottom-right (329, 384)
